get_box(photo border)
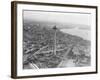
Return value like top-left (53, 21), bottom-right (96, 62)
top-left (11, 1), bottom-right (98, 79)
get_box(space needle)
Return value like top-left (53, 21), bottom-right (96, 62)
top-left (52, 25), bottom-right (57, 55)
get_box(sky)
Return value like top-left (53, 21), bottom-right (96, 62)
top-left (23, 10), bottom-right (91, 26)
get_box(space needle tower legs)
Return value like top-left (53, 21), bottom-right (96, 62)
top-left (53, 26), bottom-right (57, 55)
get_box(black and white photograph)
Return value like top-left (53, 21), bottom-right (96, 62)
top-left (23, 10), bottom-right (91, 69)
top-left (11, 1), bottom-right (97, 78)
